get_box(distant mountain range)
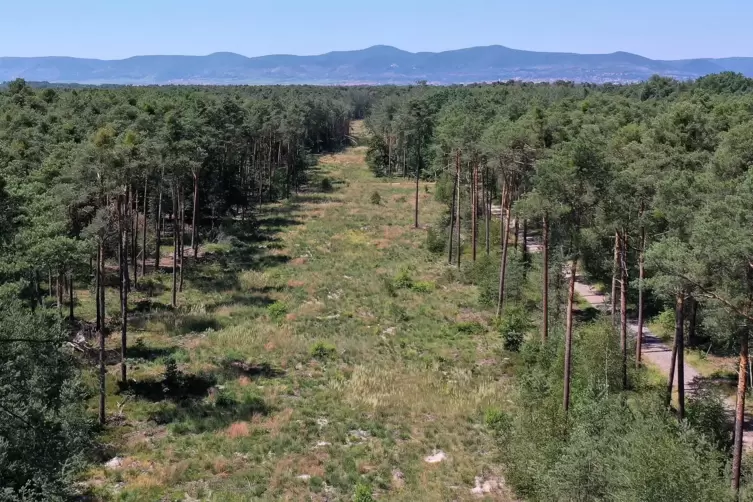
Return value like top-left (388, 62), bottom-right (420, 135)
top-left (2, 45), bottom-right (752, 85)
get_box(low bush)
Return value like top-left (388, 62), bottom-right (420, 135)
top-left (310, 341), bottom-right (337, 360)
top-left (267, 301), bottom-right (288, 320)
top-left (370, 190), bottom-right (381, 205)
top-left (497, 305), bottom-right (530, 351)
top-left (425, 226), bottom-right (445, 254)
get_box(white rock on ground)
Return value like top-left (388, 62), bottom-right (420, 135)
top-left (424, 451), bottom-right (447, 463)
top-left (104, 457), bottom-right (123, 469)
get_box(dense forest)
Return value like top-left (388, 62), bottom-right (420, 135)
top-left (3, 73), bottom-right (753, 500)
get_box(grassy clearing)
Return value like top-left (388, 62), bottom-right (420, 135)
top-left (80, 146), bottom-right (515, 501)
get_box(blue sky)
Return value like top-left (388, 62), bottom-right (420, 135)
top-left (2, 0), bottom-right (750, 60)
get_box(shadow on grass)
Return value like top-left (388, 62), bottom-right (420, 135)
top-left (118, 370), bottom-right (269, 434)
top-left (222, 359), bottom-right (286, 379)
top-left (574, 306), bottom-right (601, 323)
top-left (127, 340), bottom-right (176, 361)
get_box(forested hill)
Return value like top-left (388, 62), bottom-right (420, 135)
top-left (2, 45), bottom-right (753, 85)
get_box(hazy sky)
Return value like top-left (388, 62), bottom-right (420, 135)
top-left (2, 0), bottom-right (750, 60)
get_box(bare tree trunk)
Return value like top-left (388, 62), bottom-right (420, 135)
top-left (155, 182), bottom-right (163, 274)
top-left (611, 232), bottom-right (619, 325)
top-left (132, 185), bottom-right (138, 288)
top-left (620, 231), bottom-right (629, 390)
top-left (676, 294), bottom-right (685, 420)
top-left (636, 224), bottom-right (646, 366)
top-left (179, 188), bottom-right (185, 292)
top-left (564, 260), bottom-right (577, 413)
top-left (472, 160), bottom-right (478, 262)
top-left (455, 155), bottom-right (462, 267)
top-left (667, 294), bottom-right (685, 418)
top-left (484, 164), bottom-right (490, 256)
top-left (171, 185), bottom-right (178, 308)
top-left (687, 298), bottom-right (698, 348)
top-left (496, 184), bottom-right (512, 317)
top-left (68, 270), bottom-right (74, 321)
top-left (414, 143), bottom-right (420, 229)
top-left (142, 177), bottom-right (148, 278)
top-left (542, 214), bottom-right (549, 342)
top-left (124, 188), bottom-right (130, 294)
top-left (521, 219), bottom-right (528, 265)
top-left (98, 241), bottom-right (106, 333)
top-left (513, 219), bottom-right (519, 251)
top-left (120, 193), bottom-right (129, 384)
top-left (732, 330), bottom-right (749, 493)
top-left (191, 172), bottom-right (199, 258)
top-left (97, 240), bottom-right (106, 425)
top-left (56, 270), bottom-right (63, 316)
top-left (447, 154), bottom-right (458, 265)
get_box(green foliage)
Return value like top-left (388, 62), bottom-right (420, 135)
top-left (320, 177), bottom-right (334, 192)
top-left (0, 303), bottom-right (94, 500)
top-left (411, 280), bottom-right (435, 293)
top-left (353, 482), bottom-right (375, 502)
top-left (310, 341), bottom-right (337, 360)
top-left (267, 301), bottom-right (288, 320)
top-left (454, 321), bottom-right (484, 335)
top-left (392, 268), bottom-right (414, 289)
top-left (497, 326), bottom-right (733, 502)
top-left (496, 305), bottom-right (530, 351)
top-left (369, 190), bottom-right (381, 205)
top-left (424, 226), bottom-right (445, 254)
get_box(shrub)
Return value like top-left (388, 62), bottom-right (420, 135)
top-left (411, 280), bottom-right (435, 293)
top-left (310, 341), bottom-right (337, 360)
top-left (686, 388), bottom-right (734, 453)
top-left (455, 321), bottom-right (484, 335)
top-left (425, 226), bottom-right (445, 254)
top-left (653, 309), bottom-right (676, 340)
top-left (393, 269), bottom-right (413, 289)
top-left (370, 190), bottom-right (381, 205)
top-left (320, 177), bottom-right (333, 192)
top-left (484, 408), bottom-right (511, 435)
top-left (267, 301), bottom-right (288, 320)
top-left (395, 195), bottom-right (407, 203)
top-left (354, 482), bottom-right (375, 502)
top-left (497, 306), bottom-right (530, 352)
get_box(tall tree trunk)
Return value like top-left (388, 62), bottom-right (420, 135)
top-left (179, 187), bottom-right (185, 292)
top-left (636, 224), bottom-right (646, 366)
top-left (620, 231), bottom-right (629, 390)
top-left (132, 185), bottom-right (138, 288)
top-left (455, 155), bottom-right (462, 267)
top-left (676, 293), bottom-right (685, 420)
top-left (414, 140), bottom-right (421, 229)
top-left (513, 219), bottom-right (519, 251)
top-left (68, 270), bottom-right (74, 321)
top-left (155, 182), bottom-right (163, 274)
top-left (542, 214), bottom-right (549, 342)
top-left (95, 245), bottom-right (101, 332)
top-left (97, 239), bottom-right (106, 425)
top-left (56, 270), bottom-right (63, 316)
top-left (142, 178), bottom-right (148, 278)
top-left (687, 298), bottom-right (698, 348)
top-left (611, 232), bottom-right (620, 325)
top-left (496, 183), bottom-right (512, 317)
top-left (521, 219), bottom-right (528, 265)
top-left (732, 329), bottom-right (749, 493)
top-left (191, 172), bottom-right (199, 258)
top-left (667, 294), bottom-right (685, 417)
top-left (120, 192), bottom-right (129, 384)
top-left (484, 164), bottom-right (490, 256)
top-left (472, 160), bottom-right (478, 262)
top-left (564, 260), bottom-right (577, 413)
top-left (171, 185), bottom-right (178, 308)
top-left (124, 188), bottom-right (130, 294)
top-left (447, 154), bottom-right (458, 265)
